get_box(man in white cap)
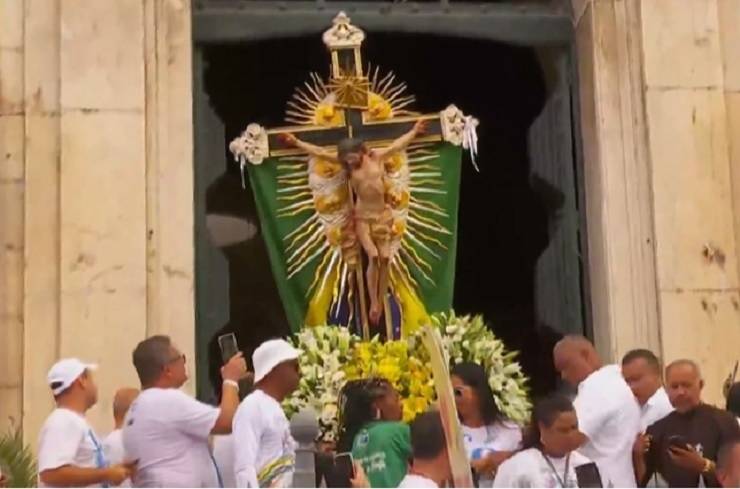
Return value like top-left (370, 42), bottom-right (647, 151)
top-left (123, 335), bottom-right (247, 487)
top-left (233, 338), bottom-right (302, 488)
top-left (38, 359), bottom-right (134, 487)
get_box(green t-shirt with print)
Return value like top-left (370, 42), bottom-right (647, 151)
top-left (352, 421), bottom-right (412, 488)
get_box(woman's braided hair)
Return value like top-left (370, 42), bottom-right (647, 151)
top-left (336, 377), bottom-right (393, 452)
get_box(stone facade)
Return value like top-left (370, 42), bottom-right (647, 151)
top-left (0, 0), bottom-right (195, 445)
top-left (0, 0), bottom-right (738, 444)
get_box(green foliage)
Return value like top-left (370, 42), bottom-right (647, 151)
top-left (0, 426), bottom-right (37, 488)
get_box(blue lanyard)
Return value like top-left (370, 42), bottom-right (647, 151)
top-left (210, 452), bottom-right (224, 488)
top-left (88, 430), bottom-right (110, 488)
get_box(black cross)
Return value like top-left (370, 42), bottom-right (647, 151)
top-left (265, 108), bottom-right (444, 157)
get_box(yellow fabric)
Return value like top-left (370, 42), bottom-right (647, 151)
top-left (391, 270), bottom-right (430, 336)
top-left (305, 263), bottom-right (340, 327)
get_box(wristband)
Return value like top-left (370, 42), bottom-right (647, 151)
top-left (223, 379), bottom-right (239, 391)
top-left (702, 458), bottom-right (715, 474)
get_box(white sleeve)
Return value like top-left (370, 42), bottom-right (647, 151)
top-left (169, 390), bottom-right (220, 439)
top-left (491, 423), bottom-right (523, 451)
top-left (37, 415), bottom-right (87, 472)
top-left (573, 389), bottom-right (609, 440)
top-left (492, 457), bottom-right (524, 488)
top-left (233, 402), bottom-right (262, 488)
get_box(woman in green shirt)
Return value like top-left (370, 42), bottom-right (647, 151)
top-left (337, 378), bottom-right (412, 488)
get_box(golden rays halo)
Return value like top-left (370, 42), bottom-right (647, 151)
top-left (277, 67), bottom-right (452, 321)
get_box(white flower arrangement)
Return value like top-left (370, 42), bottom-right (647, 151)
top-left (428, 312), bottom-right (531, 425)
top-left (284, 312), bottom-right (531, 441)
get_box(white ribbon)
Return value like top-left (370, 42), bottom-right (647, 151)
top-left (462, 115), bottom-right (480, 172)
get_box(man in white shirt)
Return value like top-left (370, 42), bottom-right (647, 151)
top-left (123, 335), bottom-right (247, 487)
top-left (233, 339), bottom-right (302, 488)
top-left (102, 387), bottom-right (139, 488)
top-left (398, 410), bottom-right (452, 488)
top-left (621, 349), bottom-right (674, 431)
top-left (553, 335), bottom-right (641, 487)
top-left (38, 358), bottom-right (134, 488)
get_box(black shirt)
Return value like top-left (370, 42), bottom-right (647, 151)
top-left (643, 403), bottom-right (740, 487)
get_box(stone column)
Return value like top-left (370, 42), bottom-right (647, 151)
top-left (720, 0), bottom-right (740, 341)
top-left (571, 0), bottom-right (661, 361)
top-left (22, 0), bottom-right (63, 444)
top-left (0, 0), bottom-right (26, 434)
top-left (641, 0), bottom-right (740, 403)
top-left (1, 0), bottom-right (197, 443)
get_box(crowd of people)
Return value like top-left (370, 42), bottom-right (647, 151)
top-left (33, 333), bottom-right (740, 488)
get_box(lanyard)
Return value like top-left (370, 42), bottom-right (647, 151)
top-left (541, 451), bottom-right (571, 488)
top-left (209, 451), bottom-right (224, 488)
top-left (88, 430), bottom-right (110, 488)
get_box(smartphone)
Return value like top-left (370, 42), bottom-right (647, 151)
top-left (218, 333), bottom-right (239, 364)
top-left (667, 435), bottom-right (690, 449)
top-left (334, 452), bottom-right (355, 481)
top-left (575, 462), bottom-right (603, 488)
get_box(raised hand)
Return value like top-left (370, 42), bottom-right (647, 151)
top-left (280, 133), bottom-right (298, 146)
top-left (221, 352), bottom-right (247, 383)
top-left (413, 119), bottom-right (428, 136)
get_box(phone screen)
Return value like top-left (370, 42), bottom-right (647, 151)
top-left (217, 333), bottom-right (239, 364)
top-left (334, 452), bottom-right (355, 481)
top-left (575, 462), bottom-right (603, 488)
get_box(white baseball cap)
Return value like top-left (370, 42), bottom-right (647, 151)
top-left (47, 358), bottom-right (98, 396)
top-left (252, 339), bottom-right (300, 384)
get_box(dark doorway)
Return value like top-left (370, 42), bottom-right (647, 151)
top-left (195, 32), bottom-right (583, 402)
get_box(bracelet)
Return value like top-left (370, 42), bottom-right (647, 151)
top-left (223, 379), bottom-right (240, 391)
top-left (702, 458), bottom-right (715, 474)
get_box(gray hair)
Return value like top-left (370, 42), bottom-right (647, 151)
top-left (133, 335), bottom-right (173, 386)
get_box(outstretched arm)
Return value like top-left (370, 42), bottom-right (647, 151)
top-left (377, 119), bottom-right (427, 159)
top-left (281, 133), bottom-right (338, 162)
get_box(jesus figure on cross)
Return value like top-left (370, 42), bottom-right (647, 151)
top-left (281, 119), bottom-right (427, 325)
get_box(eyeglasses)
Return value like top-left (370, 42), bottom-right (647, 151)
top-left (168, 353), bottom-right (186, 364)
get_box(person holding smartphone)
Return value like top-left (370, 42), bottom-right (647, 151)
top-left (493, 395), bottom-right (601, 488)
top-left (123, 335), bottom-right (247, 487)
top-left (634, 360), bottom-right (740, 487)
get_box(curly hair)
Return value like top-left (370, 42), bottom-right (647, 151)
top-left (336, 377), bottom-right (393, 452)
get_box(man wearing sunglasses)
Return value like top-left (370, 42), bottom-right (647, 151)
top-left (123, 335), bottom-right (247, 487)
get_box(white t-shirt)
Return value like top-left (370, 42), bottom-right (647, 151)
top-left (398, 473), bottom-right (439, 488)
top-left (102, 429), bottom-right (131, 487)
top-left (37, 408), bottom-right (106, 488)
top-left (462, 421), bottom-right (522, 487)
top-left (122, 388), bottom-right (221, 487)
top-left (233, 389), bottom-right (296, 488)
top-left (213, 434), bottom-right (236, 488)
top-left (574, 364), bottom-right (641, 488)
top-left (493, 448), bottom-right (594, 488)
top-left (640, 387), bottom-right (674, 431)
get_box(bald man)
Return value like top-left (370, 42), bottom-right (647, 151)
top-left (103, 388), bottom-right (139, 487)
top-left (553, 335), bottom-right (641, 487)
top-left (635, 360), bottom-right (740, 487)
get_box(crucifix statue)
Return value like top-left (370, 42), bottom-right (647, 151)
top-left (230, 12), bottom-right (478, 340)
